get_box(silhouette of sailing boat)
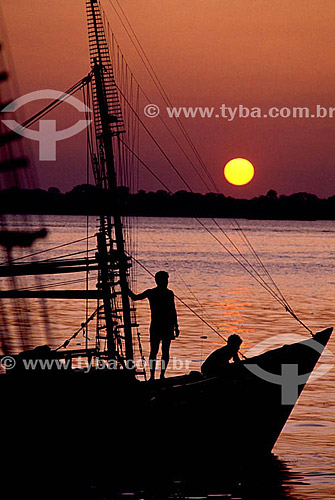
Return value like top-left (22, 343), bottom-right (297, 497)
top-left (0, 0), bottom-right (332, 480)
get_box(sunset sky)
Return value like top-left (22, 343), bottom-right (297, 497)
top-left (2, 0), bottom-right (335, 198)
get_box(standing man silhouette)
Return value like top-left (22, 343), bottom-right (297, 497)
top-left (128, 271), bottom-right (179, 380)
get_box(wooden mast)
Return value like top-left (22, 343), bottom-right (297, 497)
top-left (87, 0), bottom-right (134, 366)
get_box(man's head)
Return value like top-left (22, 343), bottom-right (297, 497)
top-left (155, 270), bottom-right (169, 288)
top-left (227, 334), bottom-right (243, 349)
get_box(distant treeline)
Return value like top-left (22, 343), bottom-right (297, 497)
top-left (0, 185), bottom-right (335, 220)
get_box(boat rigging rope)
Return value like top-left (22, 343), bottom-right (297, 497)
top-left (125, 250), bottom-right (248, 358)
top-left (0, 235), bottom-right (97, 265)
top-left (12, 275), bottom-right (96, 292)
top-left (6, 4), bottom-right (312, 337)
top-left (84, 83), bottom-right (92, 350)
top-left (33, 64), bottom-right (313, 337)
top-left (113, 84), bottom-right (305, 327)
top-left (112, 88), bottom-right (299, 313)
top-left (103, 2), bottom-right (314, 337)
top-left (54, 306), bottom-right (102, 351)
top-left (126, 251), bottom-right (225, 341)
top-left (36, 248), bottom-right (96, 263)
top-left (221, 218), bottom-right (312, 334)
top-left (145, 230), bottom-right (223, 336)
top-left (103, 10), bottom-right (216, 193)
top-left (19, 76), bottom-right (91, 131)
top-left (119, 138), bottom-right (314, 337)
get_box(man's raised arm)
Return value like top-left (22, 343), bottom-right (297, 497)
top-left (128, 287), bottom-right (149, 301)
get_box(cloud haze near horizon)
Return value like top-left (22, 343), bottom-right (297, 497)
top-left (2, 0), bottom-right (335, 198)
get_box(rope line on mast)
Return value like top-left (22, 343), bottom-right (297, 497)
top-left (106, 0), bottom-right (217, 192)
top-left (7, 64), bottom-right (311, 335)
top-left (0, 235), bottom-right (97, 265)
top-left (103, 33), bottom-right (310, 334)
top-left (54, 305), bottom-right (102, 351)
top-left (222, 217), bottom-right (306, 329)
top-left (115, 77), bottom-right (294, 311)
top-left (116, 137), bottom-right (285, 306)
top-left (103, 15), bottom-right (216, 194)
top-left (7, 2), bottom-right (288, 329)
top-left (11, 275), bottom-right (97, 292)
top-left (111, 83), bottom-right (297, 313)
top-left (36, 248), bottom-right (96, 263)
top-left (18, 76), bottom-right (91, 132)
top-left (102, 2), bottom-right (315, 336)
top-left (12, 36), bottom-right (289, 324)
top-left (126, 250), bottom-right (248, 359)
top-left (125, 251), bottom-right (226, 342)
top-left (84, 84), bottom-right (91, 350)
top-left (102, 29), bottom-right (294, 325)
top-left (118, 137), bottom-right (313, 335)
top-left (3, 0), bottom-right (312, 341)
top-left (144, 230), bottom-right (227, 339)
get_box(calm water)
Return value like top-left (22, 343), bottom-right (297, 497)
top-left (1, 215), bottom-right (334, 499)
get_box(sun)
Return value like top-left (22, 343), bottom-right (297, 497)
top-left (224, 158), bottom-right (255, 186)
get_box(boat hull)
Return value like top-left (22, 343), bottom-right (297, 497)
top-left (0, 327), bottom-right (332, 485)
top-left (144, 327), bottom-right (333, 467)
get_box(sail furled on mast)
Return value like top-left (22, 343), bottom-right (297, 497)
top-left (86, 0), bottom-right (139, 193)
top-left (87, 0), bottom-right (125, 143)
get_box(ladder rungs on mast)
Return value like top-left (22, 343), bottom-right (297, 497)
top-left (118, 323), bottom-right (139, 329)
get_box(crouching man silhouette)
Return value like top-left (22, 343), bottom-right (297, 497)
top-left (201, 334), bottom-right (243, 378)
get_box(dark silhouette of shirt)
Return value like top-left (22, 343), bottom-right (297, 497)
top-left (129, 286), bottom-right (178, 339)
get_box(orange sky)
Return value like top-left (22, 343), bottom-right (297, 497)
top-left (2, 0), bottom-right (335, 197)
